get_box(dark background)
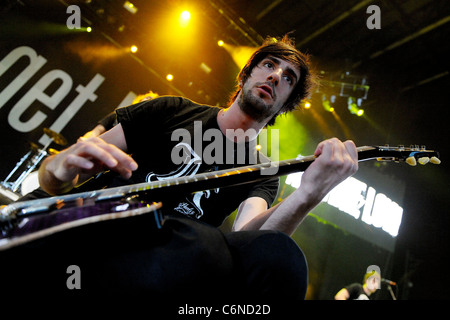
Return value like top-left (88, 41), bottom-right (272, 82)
top-left (1, 0), bottom-right (449, 299)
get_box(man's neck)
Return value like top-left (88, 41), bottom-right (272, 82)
top-left (217, 101), bottom-right (266, 143)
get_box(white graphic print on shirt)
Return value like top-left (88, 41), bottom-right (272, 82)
top-left (145, 142), bottom-right (219, 219)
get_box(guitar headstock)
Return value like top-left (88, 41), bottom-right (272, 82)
top-left (373, 145), bottom-right (440, 166)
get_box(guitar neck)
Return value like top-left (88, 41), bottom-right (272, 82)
top-left (1, 145), bottom-right (440, 218)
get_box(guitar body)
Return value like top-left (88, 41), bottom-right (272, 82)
top-left (0, 198), bottom-right (163, 251)
top-left (0, 201), bottom-right (161, 293)
top-left (0, 200), bottom-right (235, 298)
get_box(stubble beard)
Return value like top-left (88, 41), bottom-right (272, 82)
top-left (238, 85), bottom-right (276, 123)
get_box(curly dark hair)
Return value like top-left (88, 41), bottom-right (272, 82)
top-left (229, 34), bottom-right (317, 126)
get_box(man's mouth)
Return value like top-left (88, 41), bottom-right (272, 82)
top-left (257, 84), bottom-right (273, 98)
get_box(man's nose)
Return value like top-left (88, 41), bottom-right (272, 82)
top-left (267, 68), bottom-right (282, 85)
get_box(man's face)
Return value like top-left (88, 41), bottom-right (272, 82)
top-left (238, 55), bottom-right (300, 123)
top-left (366, 275), bottom-right (381, 292)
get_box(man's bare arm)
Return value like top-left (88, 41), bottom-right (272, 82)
top-left (39, 124), bottom-right (137, 195)
top-left (233, 138), bottom-right (358, 235)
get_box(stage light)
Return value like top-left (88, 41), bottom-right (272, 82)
top-left (200, 62), bottom-right (211, 74)
top-left (304, 101), bottom-right (311, 109)
top-left (217, 40), bottom-right (224, 47)
top-left (179, 11), bottom-right (191, 28)
top-left (322, 95), bottom-right (334, 112)
top-left (348, 97), bottom-right (364, 116)
top-left (130, 45), bottom-right (138, 53)
top-left (72, 26), bottom-right (92, 33)
top-left (181, 11), bottom-right (191, 20)
top-left (123, 1), bottom-right (138, 14)
top-left (219, 43), bottom-right (256, 69)
top-left (166, 74), bottom-right (174, 81)
top-left (323, 101), bottom-right (334, 112)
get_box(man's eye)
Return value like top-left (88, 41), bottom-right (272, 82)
top-left (263, 62), bottom-right (273, 68)
top-left (284, 75), bottom-right (293, 84)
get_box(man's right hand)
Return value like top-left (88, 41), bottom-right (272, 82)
top-left (40, 136), bottom-right (138, 195)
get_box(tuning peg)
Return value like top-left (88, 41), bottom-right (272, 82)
top-left (406, 156), bottom-right (417, 166)
top-left (430, 157), bottom-right (441, 165)
top-left (418, 157), bottom-right (430, 165)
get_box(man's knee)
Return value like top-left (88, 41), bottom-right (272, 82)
top-left (226, 230), bottom-right (308, 299)
top-left (253, 231), bottom-right (307, 293)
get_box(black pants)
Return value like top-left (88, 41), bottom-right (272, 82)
top-left (0, 212), bottom-right (307, 301)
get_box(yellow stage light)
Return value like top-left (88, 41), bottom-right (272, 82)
top-left (179, 11), bottom-right (191, 28)
top-left (220, 43), bottom-right (256, 69)
top-left (200, 62), bottom-right (212, 74)
top-left (347, 97), bottom-right (364, 117)
top-left (322, 99), bottom-right (334, 112)
top-left (217, 40), bottom-right (224, 47)
top-left (166, 74), bottom-right (174, 81)
top-left (123, 1), bottom-right (138, 14)
top-left (130, 45), bottom-right (138, 53)
top-left (86, 27), bottom-right (92, 32)
top-left (304, 101), bottom-right (311, 109)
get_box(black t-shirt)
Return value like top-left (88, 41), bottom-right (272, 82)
top-left (111, 96), bottom-right (279, 227)
top-left (345, 283), bottom-right (369, 300)
top-left (98, 111), bottom-right (117, 130)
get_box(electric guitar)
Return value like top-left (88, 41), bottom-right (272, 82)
top-left (0, 145), bottom-right (440, 250)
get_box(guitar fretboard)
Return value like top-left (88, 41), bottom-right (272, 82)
top-left (1, 145), bottom-right (440, 219)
